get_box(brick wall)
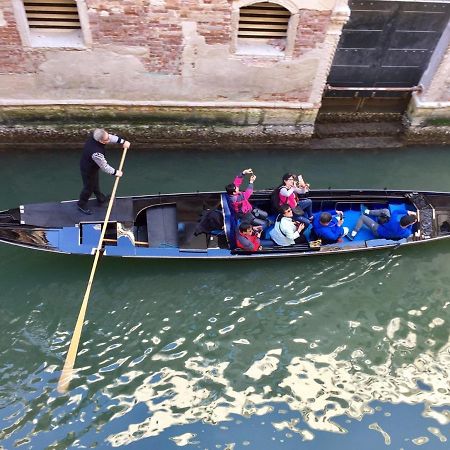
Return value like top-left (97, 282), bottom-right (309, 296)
top-left (83, 0), bottom-right (233, 74)
top-left (0, 5), bottom-right (29, 73)
top-left (0, 1), bottom-right (335, 74)
top-left (293, 10), bottom-right (332, 59)
top-left (0, 0), bottom-right (340, 105)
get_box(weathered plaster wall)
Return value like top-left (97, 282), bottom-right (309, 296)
top-left (406, 20), bottom-right (450, 133)
top-left (419, 21), bottom-right (450, 104)
top-left (0, 0), bottom-right (347, 106)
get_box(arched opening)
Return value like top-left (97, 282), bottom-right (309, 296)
top-left (237, 2), bottom-right (291, 55)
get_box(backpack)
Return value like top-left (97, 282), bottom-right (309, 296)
top-left (194, 209), bottom-right (224, 236)
top-left (270, 185), bottom-right (283, 214)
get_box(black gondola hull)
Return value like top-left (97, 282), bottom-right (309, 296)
top-left (0, 189), bottom-right (448, 259)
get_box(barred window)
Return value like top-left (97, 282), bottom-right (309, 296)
top-left (238, 2), bottom-right (290, 39)
top-left (13, 0), bottom-right (89, 47)
top-left (24, 0), bottom-right (81, 30)
top-left (236, 2), bottom-right (291, 55)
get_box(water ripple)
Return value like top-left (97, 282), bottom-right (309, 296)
top-left (3, 248), bottom-right (450, 448)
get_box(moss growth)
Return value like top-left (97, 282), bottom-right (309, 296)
top-left (425, 117), bottom-right (450, 127)
top-left (0, 106), bottom-right (246, 126)
top-left (0, 105), bottom-right (319, 146)
top-left (0, 105), bottom-right (312, 127)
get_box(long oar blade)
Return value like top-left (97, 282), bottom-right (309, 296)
top-left (57, 146), bottom-right (129, 393)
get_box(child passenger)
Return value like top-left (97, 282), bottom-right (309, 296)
top-left (236, 222), bottom-right (262, 252)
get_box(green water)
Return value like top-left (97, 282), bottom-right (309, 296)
top-left (1, 145), bottom-right (450, 449)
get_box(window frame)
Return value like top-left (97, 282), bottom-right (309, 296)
top-left (12, 0), bottom-right (92, 48)
top-left (231, 0), bottom-right (299, 58)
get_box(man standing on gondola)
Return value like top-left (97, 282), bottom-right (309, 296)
top-left (77, 128), bottom-right (130, 215)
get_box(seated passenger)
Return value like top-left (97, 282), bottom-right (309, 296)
top-left (270, 204), bottom-right (307, 246)
top-left (349, 207), bottom-right (417, 241)
top-left (236, 222), bottom-right (262, 252)
top-left (312, 210), bottom-right (349, 244)
top-left (277, 173), bottom-right (313, 225)
top-left (226, 168), bottom-right (269, 227)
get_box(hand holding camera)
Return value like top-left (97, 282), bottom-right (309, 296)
top-left (252, 225), bottom-right (263, 237)
top-left (336, 210), bottom-right (344, 224)
top-left (297, 174), bottom-right (308, 188)
top-left (295, 221), bottom-right (305, 232)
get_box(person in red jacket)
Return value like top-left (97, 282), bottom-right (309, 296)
top-left (236, 222), bottom-right (262, 252)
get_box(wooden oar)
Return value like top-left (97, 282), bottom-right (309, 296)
top-left (103, 238), bottom-right (148, 246)
top-left (57, 145), bottom-right (129, 394)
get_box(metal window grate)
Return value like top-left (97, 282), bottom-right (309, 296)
top-left (24, 0), bottom-right (80, 30)
top-left (238, 2), bottom-right (290, 39)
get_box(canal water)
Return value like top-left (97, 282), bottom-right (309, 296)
top-left (1, 144), bottom-right (450, 449)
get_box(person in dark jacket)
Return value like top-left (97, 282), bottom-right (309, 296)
top-left (77, 129), bottom-right (130, 214)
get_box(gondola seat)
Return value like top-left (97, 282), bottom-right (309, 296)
top-left (146, 204), bottom-right (178, 248)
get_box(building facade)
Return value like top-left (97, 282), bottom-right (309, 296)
top-left (0, 0), bottom-right (449, 145)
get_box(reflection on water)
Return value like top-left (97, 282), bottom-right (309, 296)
top-left (1, 246), bottom-right (450, 448)
top-left (2, 146), bottom-right (450, 448)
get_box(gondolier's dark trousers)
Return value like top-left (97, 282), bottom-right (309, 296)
top-left (78, 169), bottom-right (106, 207)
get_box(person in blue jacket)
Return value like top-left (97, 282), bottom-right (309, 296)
top-left (349, 207), bottom-right (417, 240)
top-left (312, 210), bottom-right (349, 244)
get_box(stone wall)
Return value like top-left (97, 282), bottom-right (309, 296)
top-left (0, 0), bottom-right (349, 143)
top-left (405, 19), bottom-right (450, 139)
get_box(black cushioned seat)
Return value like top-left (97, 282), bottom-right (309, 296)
top-left (146, 204), bottom-right (178, 248)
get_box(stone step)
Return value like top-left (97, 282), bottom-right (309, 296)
top-left (316, 112), bottom-right (403, 123)
top-left (314, 121), bottom-right (403, 138)
top-left (308, 136), bottom-right (403, 150)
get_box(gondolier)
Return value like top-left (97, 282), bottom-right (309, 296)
top-left (77, 128), bottom-right (130, 215)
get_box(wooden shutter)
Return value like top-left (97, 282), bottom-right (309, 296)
top-left (238, 2), bottom-right (290, 39)
top-left (24, 0), bottom-right (81, 30)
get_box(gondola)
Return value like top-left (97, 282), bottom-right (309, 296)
top-left (0, 189), bottom-right (447, 259)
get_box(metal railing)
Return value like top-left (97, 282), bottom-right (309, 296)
top-left (326, 84), bottom-right (422, 93)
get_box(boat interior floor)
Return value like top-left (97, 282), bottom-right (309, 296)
top-left (259, 200), bottom-right (417, 244)
top-left (22, 198), bottom-right (134, 227)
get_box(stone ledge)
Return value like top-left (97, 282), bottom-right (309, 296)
top-left (0, 104), bottom-right (317, 127)
top-left (403, 126), bottom-right (450, 145)
top-left (309, 136), bottom-right (403, 150)
top-left (0, 123), bottom-right (314, 146)
top-left (314, 121), bottom-right (403, 138)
